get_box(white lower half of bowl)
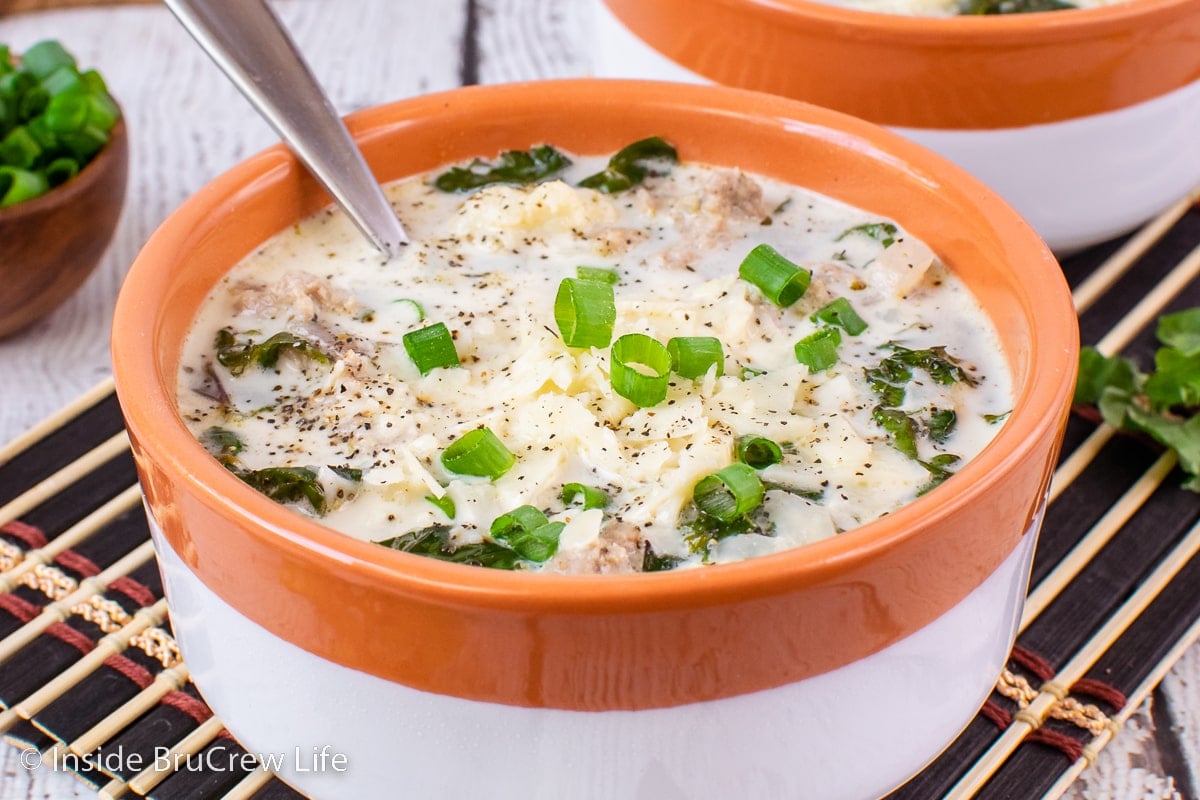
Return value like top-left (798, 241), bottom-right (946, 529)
top-left (149, 505), bottom-right (1039, 800)
top-left (590, 0), bottom-right (1200, 255)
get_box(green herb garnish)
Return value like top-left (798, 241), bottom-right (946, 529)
top-left (234, 466), bottom-right (327, 514)
top-left (377, 525), bottom-right (521, 570)
top-left (928, 408), bottom-right (957, 444)
top-left (873, 407), bottom-right (920, 460)
top-left (432, 144), bottom-right (571, 192)
top-left (1075, 308), bottom-right (1200, 491)
top-left (329, 466), bottom-right (363, 482)
top-left (578, 136), bottom-right (678, 194)
top-left (958, 0), bottom-right (1075, 13)
top-left (918, 454), bottom-right (961, 495)
top-left (836, 222), bottom-right (898, 249)
top-left (201, 426), bottom-right (243, 467)
top-left (642, 543), bottom-right (686, 572)
top-left (865, 343), bottom-right (977, 407)
top-left (215, 329), bottom-right (331, 376)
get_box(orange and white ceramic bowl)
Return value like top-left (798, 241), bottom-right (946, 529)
top-left (111, 80), bottom-right (1077, 799)
top-left (592, 0), bottom-right (1200, 254)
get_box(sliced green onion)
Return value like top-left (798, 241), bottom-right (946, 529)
top-left (561, 483), bottom-right (610, 510)
top-left (425, 493), bottom-right (456, 520)
top-left (737, 435), bottom-right (783, 469)
top-left (44, 93), bottom-right (88, 134)
top-left (25, 117), bottom-right (57, 149)
top-left (63, 124), bottom-right (109, 160)
top-left (393, 297), bottom-right (426, 321)
top-left (577, 266), bottom-right (620, 284)
top-left (812, 297), bottom-right (868, 336)
top-left (491, 505), bottom-right (563, 562)
top-left (40, 65), bottom-right (84, 97)
top-left (611, 333), bottom-right (672, 407)
top-left (0, 71), bottom-right (35, 101)
top-left (84, 91), bottom-right (119, 131)
top-left (667, 336), bottom-right (725, 379)
top-left (0, 126), bottom-right (41, 169)
top-left (79, 68), bottom-right (108, 96)
top-left (554, 277), bottom-right (616, 349)
top-left (693, 463), bottom-right (764, 522)
top-left (794, 327), bottom-right (842, 372)
top-left (491, 505), bottom-right (548, 537)
top-left (403, 322), bottom-right (460, 375)
top-left (740, 365), bottom-right (766, 380)
top-left (738, 244), bottom-right (811, 307)
top-left (0, 166), bottom-right (48, 207)
top-left (20, 40), bottom-right (76, 80)
top-left (440, 427), bottom-right (515, 480)
top-left (17, 86), bottom-right (49, 122)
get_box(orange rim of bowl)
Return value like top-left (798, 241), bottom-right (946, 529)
top-left (602, 0), bottom-right (1200, 129)
top-left (112, 79), bottom-right (1077, 710)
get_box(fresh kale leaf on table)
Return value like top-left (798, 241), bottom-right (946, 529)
top-left (1075, 308), bottom-right (1200, 491)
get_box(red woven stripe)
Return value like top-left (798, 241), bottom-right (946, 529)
top-left (161, 691), bottom-right (213, 725)
top-left (1071, 678), bottom-right (1127, 711)
top-left (1011, 644), bottom-right (1056, 682)
top-left (1029, 727), bottom-right (1085, 761)
top-left (103, 654), bottom-right (154, 689)
top-left (47, 622), bottom-right (96, 655)
top-left (217, 728), bottom-right (235, 740)
top-left (53, 550), bottom-right (100, 578)
top-left (0, 592), bottom-right (40, 623)
top-left (108, 576), bottom-right (156, 608)
top-left (980, 699), bottom-right (1012, 730)
top-left (1, 521), bottom-right (47, 549)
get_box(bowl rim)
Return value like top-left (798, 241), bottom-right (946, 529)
top-left (737, 0), bottom-right (1197, 35)
top-left (598, 0), bottom-right (1200, 128)
top-left (113, 79), bottom-right (1077, 612)
top-left (0, 115), bottom-right (126, 221)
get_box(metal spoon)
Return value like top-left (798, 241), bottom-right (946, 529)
top-left (164, 0), bottom-right (408, 258)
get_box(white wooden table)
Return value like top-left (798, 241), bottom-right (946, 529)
top-left (0, 1), bottom-right (1196, 797)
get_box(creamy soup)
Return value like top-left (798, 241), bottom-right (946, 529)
top-left (177, 140), bottom-right (1012, 574)
top-left (819, 0), bottom-right (1122, 14)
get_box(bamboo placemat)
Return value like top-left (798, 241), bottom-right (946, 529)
top-left (0, 192), bottom-right (1199, 799)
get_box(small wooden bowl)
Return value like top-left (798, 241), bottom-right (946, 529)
top-left (0, 115), bottom-right (128, 339)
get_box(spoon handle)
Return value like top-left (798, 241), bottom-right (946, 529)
top-left (164, 0), bottom-right (408, 257)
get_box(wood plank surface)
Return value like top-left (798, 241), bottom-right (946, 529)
top-left (0, 1), bottom-right (1196, 798)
